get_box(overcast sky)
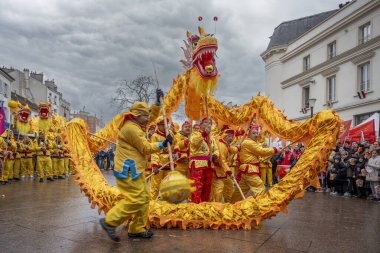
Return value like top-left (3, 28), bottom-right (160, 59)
top-left (0, 0), bottom-right (343, 122)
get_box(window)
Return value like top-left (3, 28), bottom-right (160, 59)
top-left (359, 22), bottom-right (371, 44)
top-left (303, 55), bottom-right (310, 71)
top-left (327, 41), bottom-right (336, 59)
top-left (354, 113), bottom-right (372, 126)
top-left (302, 86), bottom-right (310, 108)
top-left (0, 80), bottom-right (3, 94)
top-left (358, 62), bottom-right (370, 92)
top-left (327, 76), bottom-right (336, 102)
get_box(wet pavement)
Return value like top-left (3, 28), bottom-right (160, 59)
top-left (0, 171), bottom-right (379, 253)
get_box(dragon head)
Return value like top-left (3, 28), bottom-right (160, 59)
top-left (191, 27), bottom-right (218, 78)
top-left (18, 104), bottom-right (31, 123)
top-left (181, 27), bottom-right (218, 78)
top-left (39, 102), bottom-right (52, 119)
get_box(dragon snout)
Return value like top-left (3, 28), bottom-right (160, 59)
top-left (205, 65), bottom-right (214, 73)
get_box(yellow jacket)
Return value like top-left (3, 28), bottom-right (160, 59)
top-left (51, 141), bottom-right (65, 158)
top-left (150, 130), bottom-right (172, 169)
top-left (175, 132), bottom-right (189, 162)
top-left (20, 139), bottom-right (34, 158)
top-left (114, 121), bottom-right (162, 173)
top-left (15, 140), bottom-right (22, 159)
top-left (2, 138), bottom-right (17, 160)
top-left (189, 131), bottom-right (219, 169)
top-left (214, 139), bottom-right (233, 178)
top-left (34, 138), bottom-right (53, 156)
top-left (239, 139), bottom-right (276, 175)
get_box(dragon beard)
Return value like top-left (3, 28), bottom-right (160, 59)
top-left (186, 68), bottom-right (218, 120)
top-left (38, 118), bottom-right (52, 132)
top-left (16, 122), bottom-right (31, 135)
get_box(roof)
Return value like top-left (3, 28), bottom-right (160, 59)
top-left (0, 68), bottom-right (15, 82)
top-left (267, 10), bottom-right (338, 50)
top-left (11, 92), bottom-right (39, 111)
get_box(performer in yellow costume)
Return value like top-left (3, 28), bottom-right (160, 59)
top-left (63, 141), bottom-right (71, 175)
top-left (21, 135), bottom-right (35, 178)
top-left (100, 90), bottom-right (173, 241)
top-left (150, 116), bottom-right (174, 200)
top-left (52, 135), bottom-right (65, 179)
top-left (231, 127), bottom-right (278, 203)
top-left (189, 118), bottom-right (219, 203)
top-left (35, 131), bottom-right (54, 182)
top-left (210, 128), bottom-right (235, 203)
top-left (174, 121), bottom-right (191, 177)
top-left (1, 130), bottom-right (17, 183)
top-left (0, 130), bottom-right (17, 184)
top-left (259, 132), bottom-right (273, 186)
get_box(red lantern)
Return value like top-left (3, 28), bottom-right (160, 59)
top-left (213, 16), bottom-right (218, 21)
top-left (198, 16), bottom-right (203, 21)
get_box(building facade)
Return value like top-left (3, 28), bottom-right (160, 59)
top-left (261, 0), bottom-right (380, 125)
top-left (0, 68), bottom-right (15, 122)
top-left (1, 67), bottom-right (71, 119)
top-left (70, 110), bottom-right (104, 134)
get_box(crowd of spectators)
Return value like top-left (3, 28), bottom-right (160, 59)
top-left (317, 140), bottom-right (380, 201)
top-left (94, 148), bottom-right (115, 171)
top-left (269, 140), bottom-right (380, 202)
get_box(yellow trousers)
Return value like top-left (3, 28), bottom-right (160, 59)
top-left (105, 174), bottom-right (150, 233)
top-left (150, 169), bottom-right (170, 200)
top-left (64, 158), bottom-right (69, 174)
top-left (175, 162), bottom-right (189, 178)
top-left (0, 159), bottom-right (14, 182)
top-left (231, 174), bottom-right (265, 203)
top-left (52, 158), bottom-right (65, 176)
top-left (210, 176), bottom-right (234, 203)
top-left (21, 158), bottom-right (34, 177)
top-left (36, 156), bottom-right (53, 179)
top-left (13, 159), bottom-right (21, 179)
top-left (260, 167), bottom-right (273, 185)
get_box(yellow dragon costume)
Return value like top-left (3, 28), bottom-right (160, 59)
top-left (66, 27), bottom-right (341, 230)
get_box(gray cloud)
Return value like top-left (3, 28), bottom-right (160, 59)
top-left (0, 0), bottom-right (341, 122)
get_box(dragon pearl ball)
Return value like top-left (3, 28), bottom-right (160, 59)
top-left (159, 171), bottom-right (195, 204)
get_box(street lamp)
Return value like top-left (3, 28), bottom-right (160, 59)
top-left (308, 98), bottom-right (317, 118)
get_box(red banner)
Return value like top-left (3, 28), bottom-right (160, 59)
top-left (347, 119), bottom-right (376, 143)
top-left (339, 120), bottom-right (352, 144)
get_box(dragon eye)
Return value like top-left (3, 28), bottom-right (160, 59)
top-left (193, 42), bottom-right (198, 47)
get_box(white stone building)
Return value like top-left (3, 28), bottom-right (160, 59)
top-left (1, 67), bottom-right (70, 118)
top-left (261, 0), bottom-right (380, 126)
top-left (0, 68), bottom-right (14, 121)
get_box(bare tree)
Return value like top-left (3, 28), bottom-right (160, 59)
top-left (112, 75), bottom-right (156, 112)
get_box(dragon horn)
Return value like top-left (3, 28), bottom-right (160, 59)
top-left (186, 31), bottom-right (192, 38)
top-left (198, 26), bottom-right (206, 36)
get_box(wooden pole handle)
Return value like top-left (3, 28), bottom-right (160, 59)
top-left (159, 97), bottom-right (175, 172)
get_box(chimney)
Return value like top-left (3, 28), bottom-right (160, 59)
top-left (30, 71), bottom-right (44, 82)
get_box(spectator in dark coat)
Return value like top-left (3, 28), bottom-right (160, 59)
top-left (331, 156), bottom-right (347, 196)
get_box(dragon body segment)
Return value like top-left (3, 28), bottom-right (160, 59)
top-left (66, 27), bottom-right (341, 230)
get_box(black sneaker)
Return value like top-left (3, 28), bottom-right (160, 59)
top-left (39, 178), bottom-right (44, 183)
top-left (53, 176), bottom-right (58, 179)
top-left (47, 177), bottom-right (54, 181)
top-left (58, 176), bottom-right (65, 179)
top-left (99, 218), bottom-right (120, 242)
top-left (128, 230), bottom-right (154, 238)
